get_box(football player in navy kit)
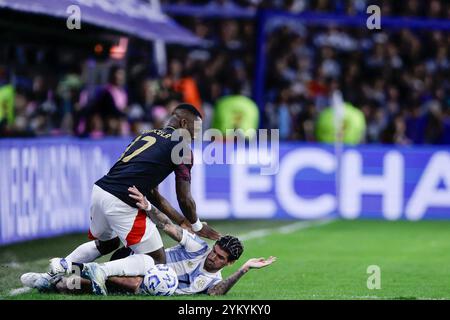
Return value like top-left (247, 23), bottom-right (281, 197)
top-left (47, 104), bottom-right (221, 278)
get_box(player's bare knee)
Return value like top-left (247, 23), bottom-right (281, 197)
top-left (96, 238), bottom-right (120, 255)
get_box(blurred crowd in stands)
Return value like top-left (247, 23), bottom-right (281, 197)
top-left (264, 23), bottom-right (450, 144)
top-left (0, 0), bottom-right (449, 144)
top-left (162, 0), bottom-right (450, 18)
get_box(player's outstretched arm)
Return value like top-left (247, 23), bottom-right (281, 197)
top-left (129, 186), bottom-right (184, 242)
top-left (176, 179), bottom-right (221, 240)
top-left (207, 257), bottom-right (277, 296)
top-left (175, 178), bottom-right (198, 225)
top-left (148, 187), bottom-right (189, 227)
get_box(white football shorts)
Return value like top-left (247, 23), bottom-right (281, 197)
top-left (88, 184), bottom-right (163, 254)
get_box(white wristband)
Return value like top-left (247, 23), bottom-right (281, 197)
top-left (145, 198), bottom-right (152, 212)
top-left (191, 219), bottom-right (203, 232)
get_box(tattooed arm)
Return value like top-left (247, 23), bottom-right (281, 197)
top-left (128, 186), bottom-right (183, 242)
top-left (147, 187), bottom-right (188, 226)
top-left (207, 268), bottom-right (247, 296)
top-left (148, 204), bottom-right (184, 242)
top-left (207, 257), bottom-right (277, 296)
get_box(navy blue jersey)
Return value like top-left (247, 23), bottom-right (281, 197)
top-left (95, 127), bottom-right (193, 208)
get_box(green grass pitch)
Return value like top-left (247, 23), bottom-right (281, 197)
top-left (1, 219), bottom-right (450, 300)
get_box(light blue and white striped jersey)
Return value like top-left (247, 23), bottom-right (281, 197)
top-left (164, 229), bottom-right (222, 295)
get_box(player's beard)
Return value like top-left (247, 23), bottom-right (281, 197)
top-left (205, 258), bottom-right (214, 269)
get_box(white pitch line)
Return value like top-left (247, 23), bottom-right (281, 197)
top-left (238, 218), bottom-right (335, 241)
top-left (3, 262), bottom-right (22, 269)
top-left (9, 287), bottom-right (32, 296)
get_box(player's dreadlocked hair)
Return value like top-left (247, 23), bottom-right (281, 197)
top-left (216, 235), bottom-right (244, 261)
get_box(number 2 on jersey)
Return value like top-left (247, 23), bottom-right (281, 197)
top-left (119, 135), bottom-right (156, 162)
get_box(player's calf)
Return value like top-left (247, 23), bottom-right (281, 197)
top-left (48, 238), bottom-right (120, 276)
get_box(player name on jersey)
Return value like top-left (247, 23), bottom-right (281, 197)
top-left (141, 129), bottom-right (172, 139)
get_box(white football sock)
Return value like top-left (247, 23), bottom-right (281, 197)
top-left (99, 254), bottom-right (155, 277)
top-left (66, 241), bottom-right (101, 264)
